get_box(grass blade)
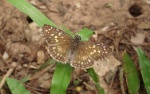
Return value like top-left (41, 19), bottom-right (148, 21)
top-left (7, 0), bottom-right (56, 27)
top-left (50, 63), bottom-right (73, 94)
top-left (6, 77), bottom-right (31, 94)
top-left (136, 48), bottom-right (150, 94)
top-left (123, 53), bottom-right (140, 94)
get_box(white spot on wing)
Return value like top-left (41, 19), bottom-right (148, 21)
top-left (55, 39), bottom-right (58, 42)
top-left (56, 29), bottom-right (59, 31)
top-left (92, 45), bottom-right (96, 48)
top-left (53, 47), bottom-right (56, 49)
top-left (93, 50), bottom-right (96, 53)
top-left (58, 33), bottom-right (62, 36)
top-left (88, 59), bottom-right (91, 62)
top-left (51, 34), bottom-right (54, 36)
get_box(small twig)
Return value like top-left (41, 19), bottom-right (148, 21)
top-left (120, 41), bottom-right (150, 46)
top-left (107, 69), bottom-right (117, 94)
top-left (0, 62), bottom-right (17, 89)
top-left (29, 63), bottom-right (55, 80)
top-left (119, 67), bottom-right (125, 94)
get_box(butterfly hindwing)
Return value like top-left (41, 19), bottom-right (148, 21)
top-left (83, 42), bottom-right (112, 60)
top-left (70, 42), bottom-right (112, 69)
top-left (47, 43), bottom-right (71, 63)
top-left (70, 42), bottom-right (94, 69)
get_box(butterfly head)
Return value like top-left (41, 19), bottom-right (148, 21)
top-left (74, 35), bottom-right (81, 41)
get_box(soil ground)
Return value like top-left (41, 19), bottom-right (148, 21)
top-left (0, 0), bottom-right (150, 94)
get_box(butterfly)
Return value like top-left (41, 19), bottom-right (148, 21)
top-left (42, 24), bottom-right (112, 69)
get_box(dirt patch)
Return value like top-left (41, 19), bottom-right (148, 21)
top-left (0, 0), bottom-right (150, 94)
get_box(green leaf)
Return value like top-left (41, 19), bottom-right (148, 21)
top-left (6, 77), bottom-right (31, 94)
top-left (50, 63), bottom-right (73, 94)
top-left (38, 59), bottom-right (56, 71)
top-left (7, 0), bottom-right (56, 27)
top-left (61, 26), bottom-right (93, 41)
top-left (136, 48), bottom-right (150, 94)
top-left (123, 53), bottom-right (140, 94)
top-left (87, 68), bottom-right (105, 94)
top-left (61, 25), bottom-right (75, 37)
top-left (76, 28), bottom-right (93, 41)
top-left (20, 75), bottom-right (30, 83)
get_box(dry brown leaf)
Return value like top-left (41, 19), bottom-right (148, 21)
top-left (93, 55), bottom-right (121, 93)
top-left (93, 55), bottom-right (121, 77)
top-left (131, 31), bottom-right (145, 44)
top-left (37, 50), bottom-right (45, 64)
top-left (6, 42), bottom-right (31, 56)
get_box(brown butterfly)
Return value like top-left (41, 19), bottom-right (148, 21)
top-left (42, 24), bottom-right (112, 69)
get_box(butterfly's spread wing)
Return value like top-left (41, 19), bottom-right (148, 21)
top-left (42, 24), bottom-right (72, 63)
top-left (70, 42), bottom-right (112, 69)
top-left (70, 42), bottom-right (94, 69)
top-left (98, 43), bottom-right (112, 58)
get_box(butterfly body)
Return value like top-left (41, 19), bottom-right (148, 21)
top-left (67, 35), bottom-right (81, 63)
top-left (42, 24), bottom-right (112, 69)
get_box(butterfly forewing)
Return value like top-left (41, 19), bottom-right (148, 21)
top-left (42, 25), bottom-right (72, 63)
top-left (42, 25), bottom-right (72, 45)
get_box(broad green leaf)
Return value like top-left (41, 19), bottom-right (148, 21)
top-left (61, 25), bottom-right (75, 37)
top-left (50, 63), bottom-right (73, 94)
top-left (61, 26), bottom-right (93, 41)
top-left (7, 0), bottom-right (56, 27)
top-left (76, 28), bottom-right (93, 41)
top-left (6, 77), bottom-right (31, 94)
top-left (123, 53), bottom-right (140, 94)
top-left (136, 48), bottom-right (150, 94)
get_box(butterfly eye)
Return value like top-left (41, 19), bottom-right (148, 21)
top-left (74, 35), bottom-right (81, 40)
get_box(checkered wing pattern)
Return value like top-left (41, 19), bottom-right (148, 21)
top-left (42, 25), bottom-right (72, 63)
top-left (70, 42), bottom-right (112, 69)
top-left (42, 24), bottom-right (112, 69)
